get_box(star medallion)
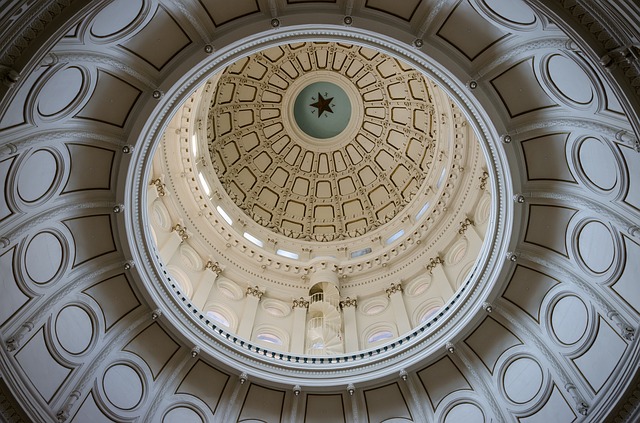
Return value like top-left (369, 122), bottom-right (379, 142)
top-left (310, 92), bottom-right (334, 117)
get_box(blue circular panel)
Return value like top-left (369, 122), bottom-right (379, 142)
top-left (293, 81), bottom-right (351, 139)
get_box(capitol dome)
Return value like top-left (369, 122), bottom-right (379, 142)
top-left (0, 1), bottom-right (639, 422)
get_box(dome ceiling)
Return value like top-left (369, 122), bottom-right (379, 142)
top-left (0, 1), bottom-right (639, 422)
top-left (208, 42), bottom-right (438, 241)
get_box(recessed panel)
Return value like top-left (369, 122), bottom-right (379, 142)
top-left (25, 231), bottom-right (64, 284)
top-left (103, 364), bottom-right (143, 410)
top-left (503, 357), bottom-right (543, 403)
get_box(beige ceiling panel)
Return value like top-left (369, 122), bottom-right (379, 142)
top-left (391, 107), bottom-right (411, 125)
top-left (490, 58), bottom-right (557, 118)
top-left (343, 199), bottom-right (364, 217)
top-left (253, 204), bottom-right (273, 222)
top-left (304, 394), bottom-right (346, 423)
top-left (215, 83), bottom-right (235, 104)
top-left (573, 318), bottom-right (627, 393)
top-left (84, 274), bottom-right (140, 331)
top-left (502, 265), bottom-right (559, 322)
top-left (284, 145), bottom-right (301, 166)
top-left (263, 122), bottom-right (284, 138)
top-left (285, 200), bottom-right (306, 216)
top-left (355, 135), bottom-right (375, 153)
top-left (387, 129), bottom-right (405, 150)
top-left (345, 218), bottom-right (367, 231)
top-left (364, 0), bottom-right (421, 22)
top-left (313, 205), bottom-right (334, 219)
top-left (237, 167), bottom-right (257, 190)
top-left (391, 164), bottom-right (411, 189)
top-left (268, 74), bottom-right (289, 90)
top-left (176, 361), bottom-right (230, 416)
top-left (270, 167), bottom-right (289, 187)
top-left (437, 0), bottom-right (507, 61)
top-left (620, 145), bottom-right (640, 211)
top-left (63, 214), bottom-right (116, 267)
top-left (332, 151), bottom-right (347, 171)
top-left (262, 89), bottom-right (283, 103)
top-left (368, 185), bottom-right (390, 205)
top-left (363, 121), bottom-right (383, 137)
top-left (0, 157), bottom-right (14, 220)
top-left (63, 144), bottom-right (114, 193)
top-left (338, 177), bottom-right (356, 195)
top-left (72, 392), bottom-right (117, 423)
top-left (418, 356), bottom-right (472, 410)
top-left (241, 132), bottom-right (261, 152)
top-left (314, 49), bottom-right (328, 68)
top-left (358, 165), bottom-right (376, 186)
top-left (611, 237), bottom-right (640, 314)
top-left (75, 70), bottom-right (141, 128)
top-left (518, 385), bottom-right (576, 423)
top-left (365, 106), bottom-right (386, 119)
top-left (246, 62), bottom-right (267, 80)
top-left (221, 141), bottom-right (240, 165)
top-left (229, 180), bottom-right (246, 201)
top-left (292, 177), bottom-right (310, 196)
top-left (465, 317), bottom-right (522, 373)
top-left (0, 248), bottom-right (29, 326)
top-left (120, 7), bottom-right (190, 70)
top-left (237, 384), bottom-right (285, 423)
top-left (408, 79), bottom-right (427, 100)
top-left (297, 52), bottom-right (313, 71)
top-left (315, 181), bottom-right (333, 198)
top-left (363, 383), bottom-right (412, 422)
top-left (346, 60), bottom-right (364, 77)
top-left (524, 205), bottom-right (577, 257)
top-left (237, 110), bottom-right (255, 128)
top-left (521, 133), bottom-right (575, 183)
top-left (123, 323), bottom-right (180, 379)
top-left (262, 46), bottom-right (285, 62)
top-left (215, 112), bottom-right (232, 136)
top-left (318, 153), bottom-right (330, 174)
top-left (271, 135), bottom-right (290, 154)
top-left (198, 0), bottom-right (260, 26)
top-left (375, 201), bottom-right (395, 220)
top-left (387, 82), bottom-right (406, 100)
top-left (238, 85), bottom-right (258, 102)
top-left (257, 187), bottom-right (279, 208)
top-left (331, 52), bottom-right (347, 71)
top-left (374, 150), bottom-right (395, 171)
top-left (356, 72), bottom-right (376, 88)
top-left (280, 61), bottom-right (299, 79)
top-left (346, 144), bottom-right (364, 163)
top-left (254, 151), bottom-right (273, 172)
top-left (15, 328), bottom-right (70, 402)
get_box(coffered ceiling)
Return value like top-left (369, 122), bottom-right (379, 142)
top-left (0, 1), bottom-right (639, 422)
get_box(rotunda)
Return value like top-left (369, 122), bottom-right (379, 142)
top-left (0, 1), bottom-right (639, 422)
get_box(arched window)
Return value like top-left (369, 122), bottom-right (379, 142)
top-left (367, 330), bottom-right (394, 344)
top-left (256, 333), bottom-right (283, 345)
top-left (206, 310), bottom-right (230, 328)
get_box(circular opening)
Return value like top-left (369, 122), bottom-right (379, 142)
top-left (293, 81), bottom-right (351, 139)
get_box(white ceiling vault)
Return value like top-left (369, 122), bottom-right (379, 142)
top-left (0, 1), bottom-right (639, 423)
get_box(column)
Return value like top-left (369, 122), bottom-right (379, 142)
top-left (340, 297), bottom-right (359, 352)
top-left (160, 223), bottom-right (188, 261)
top-left (147, 177), bottom-right (166, 213)
top-left (191, 261), bottom-right (222, 309)
top-left (237, 286), bottom-right (263, 340)
top-left (290, 297), bottom-right (309, 354)
top-left (427, 256), bottom-right (455, 295)
top-left (386, 283), bottom-right (411, 334)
